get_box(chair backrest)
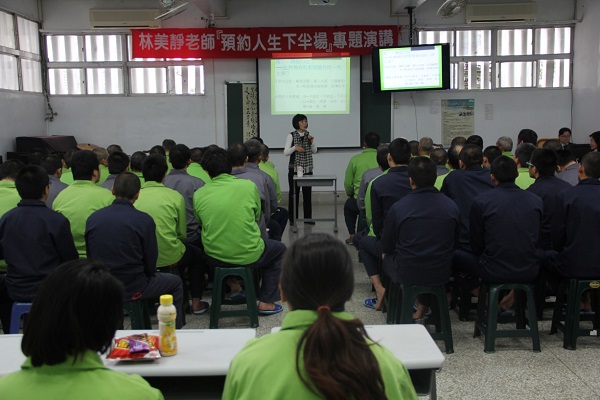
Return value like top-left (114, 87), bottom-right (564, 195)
top-left (10, 302), bottom-right (32, 334)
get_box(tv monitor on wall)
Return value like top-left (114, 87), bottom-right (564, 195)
top-left (371, 43), bottom-right (450, 93)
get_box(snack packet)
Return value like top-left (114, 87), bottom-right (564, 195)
top-left (106, 333), bottom-right (161, 360)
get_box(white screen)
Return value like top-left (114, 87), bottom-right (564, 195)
top-left (258, 56), bottom-right (361, 148)
top-left (380, 46), bottom-right (443, 90)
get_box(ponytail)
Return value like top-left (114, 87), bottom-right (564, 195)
top-left (296, 308), bottom-right (387, 400)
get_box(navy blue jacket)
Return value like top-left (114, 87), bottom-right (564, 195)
top-left (381, 187), bottom-right (460, 285)
top-left (369, 166), bottom-right (411, 238)
top-left (85, 199), bottom-right (158, 296)
top-left (552, 179), bottom-right (600, 277)
top-left (441, 166), bottom-right (494, 250)
top-left (470, 182), bottom-right (543, 283)
top-left (526, 175), bottom-right (571, 250)
top-left (0, 199), bottom-right (78, 301)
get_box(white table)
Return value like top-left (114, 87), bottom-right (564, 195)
top-left (291, 175), bottom-right (338, 233)
top-left (0, 329), bottom-right (256, 400)
top-left (272, 324), bottom-right (445, 399)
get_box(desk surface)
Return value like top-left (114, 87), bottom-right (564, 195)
top-left (272, 324), bottom-right (445, 370)
top-left (0, 329), bottom-right (256, 378)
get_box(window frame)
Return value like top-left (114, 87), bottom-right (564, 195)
top-left (43, 32), bottom-right (205, 96)
top-left (417, 24), bottom-right (574, 91)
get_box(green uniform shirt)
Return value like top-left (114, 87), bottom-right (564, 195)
top-left (516, 168), bottom-right (535, 190)
top-left (60, 167), bottom-right (74, 185)
top-left (194, 174), bottom-right (264, 265)
top-left (53, 180), bottom-right (114, 257)
top-left (502, 151), bottom-right (514, 158)
top-left (435, 171), bottom-right (450, 190)
top-left (133, 171), bottom-right (145, 186)
top-left (344, 148), bottom-right (378, 198)
top-left (0, 350), bottom-right (163, 400)
top-left (135, 181), bottom-right (186, 266)
top-left (223, 310), bottom-right (418, 400)
top-left (96, 164), bottom-right (109, 186)
top-left (187, 162), bottom-right (211, 184)
top-left (0, 180), bottom-right (20, 272)
top-left (259, 161), bottom-right (282, 204)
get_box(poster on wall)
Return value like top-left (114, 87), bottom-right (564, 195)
top-left (242, 83), bottom-right (258, 140)
top-left (441, 99), bottom-right (475, 147)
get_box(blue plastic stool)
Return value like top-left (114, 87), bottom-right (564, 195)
top-left (10, 302), bottom-right (32, 334)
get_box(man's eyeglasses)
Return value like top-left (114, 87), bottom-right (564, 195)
top-left (526, 162), bottom-right (535, 168)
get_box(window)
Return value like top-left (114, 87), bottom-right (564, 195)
top-left (45, 33), bottom-right (205, 96)
top-left (418, 25), bottom-right (572, 90)
top-left (0, 11), bottom-right (42, 93)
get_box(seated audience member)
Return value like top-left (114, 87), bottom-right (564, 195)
top-left (518, 128), bottom-right (538, 146)
top-left (100, 151), bottom-right (130, 190)
top-left (41, 154), bottom-right (67, 208)
top-left (466, 135), bottom-right (484, 148)
top-left (409, 140), bottom-right (419, 157)
top-left (245, 139), bottom-right (288, 241)
top-left (526, 149), bottom-right (571, 251)
top-left (430, 148), bottom-right (449, 190)
top-left (454, 157), bottom-right (542, 297)
top-left (543, 140), bottom-right (562, 153)
top-left (482, 145), bottom-right (502, 168)
top-left (259, 144), bottom-right (282, 205)
top-left (162, 139), bottom-right (176, 172)
top-left (418, 136), bottom-right (434, 156)
top-left (558, 127), bottom-right (573, 149)
top-left (547, 152), bottom-right (600, 281)
top-left (106, 144), bottom-right (124, 155)
top-left (149, 145), bottom-right (166, 157)
top-left (135, 154), bottom-right (208, 315)
top-left (381, 157), bottom-right (459, 319)
top-left (86, 172), bottom-right (185, 328)
top-left (514, 143), bottom-right (536, 189)
top-left (130, 151), bottom-right (147, 185)
top-left (0, 165), bottom-right (78, 333)
top-left (589, 131), bottom-right (600, 152)
top-left (188, 147), bottom-right (211, 183)
top-left (357, 144), bottom-right (389, 213)
top-left (556, 149), bottom-right (579, 186)
top-left (344, 132), bottom-right (380, 244)
top-left (163, 144), bottom-right (205, 246)
top-left (229, 143), bottom-right (270, 240)
top-left (59, 148), bottom-right (78, 185)
top-left (194, 146), bottom-right (286, 315)
top-left (441, 144), bottom-right (493, 252)
top-left (27, 151), bottom-right (44, 165)
top-left (93, 147), bottom-right (110, 186)
top-left (0, 159), bottom-right (25, 216)
top-left (359, 139), bottom-right (412, 310)
top-left (450, 136), bottom-right (467, 147)
top-left (53, 150), bottom-right (114, 257)
top-left (222, 233), bottom-right (418, 400)
top-left (0, 260), bottom-right (163, 400)
top-left (496, 136), bottom-right (514, 157)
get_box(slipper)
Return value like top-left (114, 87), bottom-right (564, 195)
top-left (345, 236), bottom-right (354, 245)
top-left (192, 301), bottom-right (210, 315)
top-left (229, 290), bottom-right (246, 302)
top-left (412, 303), bottom-right (432, 316)
top-left (498, 309), bottom-right (514, 317)
top-left (258, 304), bottom-right (283, 316)
top-left (364, 298), bottom-right (378, 310)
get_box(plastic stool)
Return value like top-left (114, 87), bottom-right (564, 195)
top-left (550, 278), bottom-right (600, 350)
top-left (210, 266), bottom-right (258, 329)
top-left (474, 283), bottom-right (540, 353)
top-left (10, 302), bottom-right (32, 334)
top-left (124, 295), bottom-right (152, 330)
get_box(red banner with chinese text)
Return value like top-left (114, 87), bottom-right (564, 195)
top-left (131, 26), bottom-right (400, 59)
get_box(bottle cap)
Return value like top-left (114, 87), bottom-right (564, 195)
top-left (159, 294), bottom-right (173, 306)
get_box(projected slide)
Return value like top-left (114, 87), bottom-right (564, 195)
top-left (380, 47), bottom-right (442, 90)
top-left (271, 58), bottom-right (350, 115)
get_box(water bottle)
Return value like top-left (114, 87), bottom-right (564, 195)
top-left (157, 294), bottom-right (177, 357)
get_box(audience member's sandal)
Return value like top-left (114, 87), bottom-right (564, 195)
top-left (258, 304), bottom-right (283, 315)
top-left (229, 290), bottom-right (246, 301)
top-left (363, 298), bottom-right (378, 310)
top-left (192, 301), bottom-right (210, 315)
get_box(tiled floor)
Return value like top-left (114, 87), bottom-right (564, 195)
top-left (140, 198), bottom-right (600, 400)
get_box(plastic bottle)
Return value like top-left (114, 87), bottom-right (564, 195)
top-left (157, 294), bottom-right (177, 357)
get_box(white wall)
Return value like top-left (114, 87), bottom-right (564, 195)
top-left (572, 0), bottom-right (600, 139)
top-left (0, 0), bottom-right (581, 190)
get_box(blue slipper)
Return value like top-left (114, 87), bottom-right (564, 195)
top-left (258, 304), bottom-right (283, 316)
top-left (230, 290), bottom-right (246, 301)
top-left (364, 298), bottom-right (378, 309)
top-left (193, 301), bottom-right (210, 315)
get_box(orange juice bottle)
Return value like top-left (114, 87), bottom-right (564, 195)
top-left (157, 294), bottom-right (177, 356)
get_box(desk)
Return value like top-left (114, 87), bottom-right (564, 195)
top-left (272, 324), bottom-right (445, 399)
top-left (0, 329), bottom-right (256, 400)
top-left (291, 175), bottom-right (338, 233)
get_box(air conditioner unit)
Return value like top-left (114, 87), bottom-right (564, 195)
top-left (466, 3), bottom-right (537, 24)
top-left (89, 9), bottom-right (161, 28)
